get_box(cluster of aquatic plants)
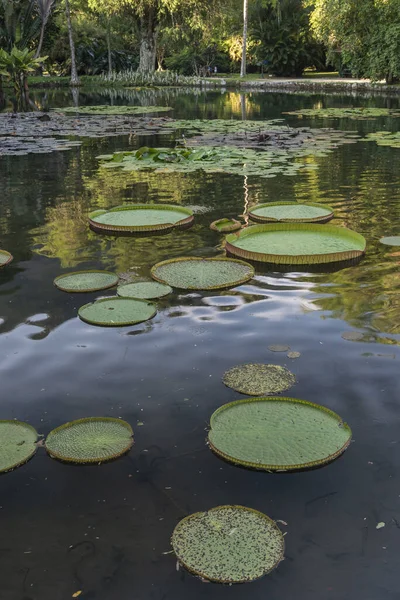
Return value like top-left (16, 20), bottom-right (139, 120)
top-left (364, 131), bottom-right (400, 148)
top-left (100, 69), bottom-right (203, 87)
top-left (283, 107), bottom-right (400, 120)
top-left (58, 105), bottom-right (173, 116)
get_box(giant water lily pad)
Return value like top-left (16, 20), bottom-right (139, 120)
top-left (380, 236), bottom-right (400, 246)
top-left (54, 270), bottom-right (118, 293)
top-left (210, 218), bottom-right (242, 233)
top-left (249, 202), bottom-right (334, 224)
top-left (151, 257), bottom-right (254, 290)
top-left (171, 505), bottom-right (284, 583)
top-left (208, 397), bottom-right (352, 471)
top-left (0, 421), bottom-right (38, 473)
top-left (283, 108), bottom-right (400, 120)
top-left (225, 223), bottom-right (366, 265)
top-left (59, 105), bottom-right (172, 115)
top-left (45, 417), bottom-right (133, 464)
top-left (223, 364), bottom-right (296, 396)
top-left (88, 204), bottom-right (194, 234)
top-left (0, 250), bottom-right (13, 267)
top-left (117, 280), bottom-right (172, 299)
top-left (78, 297), bottom-right (157, 326)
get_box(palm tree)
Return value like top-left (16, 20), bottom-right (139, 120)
top-left (240, 0), bottom-right (248, 77)
top-left (34, 0), bottom-right (55, 57)
top-left (64, 0), bottom-right (79, 86)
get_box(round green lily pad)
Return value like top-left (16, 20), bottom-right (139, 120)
top-left (78, 297), bottom-right (157, 327)
top-left (171, 505), bottom-right (284, 583)
top-left (210, 218), bottom-right (242, 233)
top-left (117, 280), bottom-right (172, 300)
top-left (45, 417), bottom-right (134, 464)
top-left (151, 257), bottom-right (254, 290)
top-left (54, 270), bottom-right (119, 293)
top-left (0, 420), bottom-right (38, 473)
top-left (226, 223), bottom-right (366, 265)
top-left (88, 204), bottom-right (194, 234)
top-left (223, 364), bottom-right (296, 396)
top-left (208, 397), bottom-right (352, 471)
top-left (249, 202), bottom-right (334, 224)
top-left (341, 331), bottom-right (364, 341)
top-left (380, 236), bottom-right (400, 246)
top-left (0, 250), bottom-right (13, 268)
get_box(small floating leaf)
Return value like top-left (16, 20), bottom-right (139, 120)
top-left (0, 250), bottom-right (13, 268)
top-left (287, 351), bottom-right (301, 359)
top-left (341, 331), bottom-right (364, 341)
top-left (171, 505), bottom-right (285, 583)
top-left (208, 397), bottom-right (352, 471)
top-left (380, 236), bottom-right (400, 246)
top-left (376, 522), bottom-right (385, 529)
top-left (78, 297), bottom-right (157, 327)
top-left (210, 218), bottom-right (242, 233)
top-left (0, 421), bottom-right (38, 473)
top-left (151, 257), bottom-right (254, 290)
top-left (223, 364), bottom-right (296, 396)
top-left (268, 344), bottom-right (290, 352)
top-left (117, 281), bottom-right (172, 300)
top-left (45, 417), bottom-right (133, 464)
top-left (54, 270), bottom-right (118, 293)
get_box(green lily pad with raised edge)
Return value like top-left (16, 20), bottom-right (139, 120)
top-left (45, 417), bottom-right (133, 464)
top-left (223, 364), bottom-right (296, 396)
top-left (88, 204), bottom-right (194, 234)
top-left (248, 202), bottom-right (334, 224)
top-left (59, 105), bottom-right (173, 115)
top-left (208, 397), bottom-right (352, 471)
top-left (78, 297), bottom-right (157, 327)
top-left (210, 218), bottom-right (242, 233)
top-left (380, 236), bottom-right (400, 246)
top-left (171, 505), bottom-right (285, 583)
top-left (54, 270), bottom-right (119, 293)
top-left (117, 280), bottom-right (172, 300)
top-left (151, 257), bottom-right (254, 290)
top-left (0, 250), bottom-right (13, 268)
top-left (225, 223), bottom-right (366, 265)
top-left (0, 421), bottom-right (38, 473)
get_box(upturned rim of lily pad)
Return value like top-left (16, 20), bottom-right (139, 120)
top-left (78, 297), bottom-right (157, 327)
top-left (151, 256), bottom-right (255, 290)
top-left (88, 204), bottom-right (194, 234)
top-left (225, 223), bottom-right (366, 265)
top-left (45, 417), bottom-right (134, 464)
top-left (54, 270), bottom-right (119, 293)
top-left (210, 218), bottom-right (242, 233)
top-left (0, 420), bottom-right (39, 473)
top-left (171, 504), bottom-right (285, 583)
top-left (0, 250), bottom-right (13, 268)
top-left (248, 202), bottom-right (334, 224)
top-left (208, 396), bottom-right (352, 472)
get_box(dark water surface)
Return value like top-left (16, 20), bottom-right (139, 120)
top-left (1, 88), bottom-right (400, 600)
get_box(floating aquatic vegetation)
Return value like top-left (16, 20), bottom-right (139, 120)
top-left (380, 235), bottom-right (400, 246)
top-left (117, 280), bottom-right (172, 299)
top-left (151, 257), bottom-right (254, 290)
top-left (225, 223), bottom-right (366, 265)
top-left (268, 344), bottom-right (290, 352)
top-left (364, 131), bottom-right (400, 148)
top-left (54, 270), bottom-right (118, 293)
top-left (0, 250), bottom-right (13, 268)
top-left (248, 202), bottom-right (334, 224)
top-left (78, 297), bottom-right (157, 326)
top-left (341, 331), bottom-right (364, 341)
top-left (58, 105), bottom-right (173, 115)
top-left (88, 203), bottom-right (194, 234)
top-left (45, 417), bottom-right (133, 464)
top-left (171, 505), bottom-right (285, 583)
top-left (283, 108), bottom-right (400, 120)
top-left (210, 218), bottom-right (242, 233)
top-left (208, 397), bottom-right (352, 471)
top-left (223, 364), bottom-right (296, 396)
top-left (0, 420), bottom-right (38, 473)
top-left (287, 351), bottom-right (301, 359)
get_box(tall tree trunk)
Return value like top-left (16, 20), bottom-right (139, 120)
top-left (138, 8), bottom-right (158, 73)
top-left (65, 0), bottom-right (80, 86)
top-left (240, 0), bottom-right (248, 78)
top-left (106, 18), bottom-right (112, 76)
top-left (35, 22), bottom-right (46, 58)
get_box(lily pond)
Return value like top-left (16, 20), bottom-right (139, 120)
top-left (1, 87), bottom-right (400, 599)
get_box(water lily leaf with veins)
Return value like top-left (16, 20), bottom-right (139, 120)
top-left (88, 204), bottom-right (194, 234)
top-left (117, 280), bottom-right (172, 299)
top-left (54, 270), bottom-right (118, 293)
top-left (223, 364), bottom-right (296, 396)
top-left (171, 505), bottom-right (285, 583)
top-left (248, 202), bottom-right (334, 224)
top-left (45, 417), bottom-right (134, 464)
top-left (208, 397), bottom-right (352, 471)
top-left (0, 420), bottom-right (39, 473)
top-left (78, 297), bottom-right (157, 327)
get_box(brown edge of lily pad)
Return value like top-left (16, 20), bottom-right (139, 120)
top-left (210, 218), bottom-right (242, 233)
top-left (88, 204), bottom-right (194, 235)
top-left (0, 420), bottom-right (39, 474)
top-left (207, 396), bottom-right (352, 472)
top-left (44, 417), bottom-right (134, 464)
top-left (54, 270), bottom-right (119, 293)
top-left (171, 504), bottom-right (285, 584)
top-left (248, 202), bottom-right (334, 225)
top-left (150, 256), bottom-right (255, 290)
top-left (0, 250), bottom-right (14, 269)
